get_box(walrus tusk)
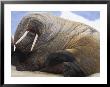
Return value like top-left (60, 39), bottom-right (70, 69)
top-left (14, 45), bottom-right (16, 52)
top-left (15, 31), bottom-right (29, 44)
top-left (31, 33), bottom-right (38, 51)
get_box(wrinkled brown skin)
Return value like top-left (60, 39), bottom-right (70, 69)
top-left (11, 13), bottom-right (100, 77)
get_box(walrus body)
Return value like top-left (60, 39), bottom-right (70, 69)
top-left (11, 13), bottom-right (100, 77)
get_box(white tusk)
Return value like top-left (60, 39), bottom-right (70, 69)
top-left (15, 31), bottom-right (29, 44)
top-left (14, 45), bottom-right (16, 52)
top-left (31, 33), bottom-right (38, 51)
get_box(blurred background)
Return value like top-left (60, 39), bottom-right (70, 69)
top-left (11, 11), bottom-right (100, 35)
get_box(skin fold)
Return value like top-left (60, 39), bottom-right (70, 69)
top-left (11, 13), bottom-right (100, 77)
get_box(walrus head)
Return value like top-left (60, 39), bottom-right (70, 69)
top-left (14, 14), bottom-right (60, 53)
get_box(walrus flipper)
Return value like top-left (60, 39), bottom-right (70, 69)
top-left (40, 50), bottom-right (87, 76)
top-left (63, 62), bottom-right (86, 77)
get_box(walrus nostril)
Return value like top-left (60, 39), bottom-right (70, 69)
top-left (30, 33), bottom-right (38, 51)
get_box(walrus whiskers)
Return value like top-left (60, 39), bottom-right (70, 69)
top-left (15, 31), bottom-right (29, 44)
top-left (30, 33), bottom-right (38, 51)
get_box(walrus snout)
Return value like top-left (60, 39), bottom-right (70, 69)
top-left (14, 17), bottom-right (47, 52)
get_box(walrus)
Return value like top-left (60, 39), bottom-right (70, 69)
top-left (11, 13), bottom-right (100, 77)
